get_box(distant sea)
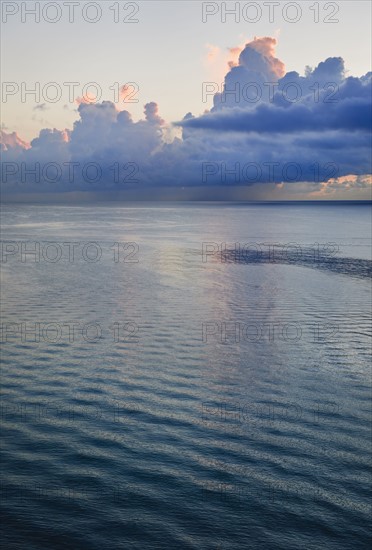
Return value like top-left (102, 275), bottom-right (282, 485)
top-left (1, 202), bottom-right (371, 549)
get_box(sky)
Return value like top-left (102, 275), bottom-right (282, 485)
top-left (1, 0), bottom-right (371, 200)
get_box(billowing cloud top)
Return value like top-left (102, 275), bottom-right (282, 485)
top-left (1, 37), bottom-right (371, 200)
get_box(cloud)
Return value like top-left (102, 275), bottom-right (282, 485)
top-left (314, 174), bottom-right (372, 197)
top-left (1, 131), bottom-right (30, 152)
top-left (1, 37), bottom-right (371, 200)
top-left (33, 103), bottom-right (48, 112)
top-left (179, 98), bottom-right (371, 133)
top-left (211, 37), bottom-right (285, 110)
top-left (144, 102), bottom-right (165, 126)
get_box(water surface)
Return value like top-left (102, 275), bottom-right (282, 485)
top-left (1, 203), bottom-right (371, 549)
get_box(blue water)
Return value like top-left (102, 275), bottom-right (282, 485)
top-left (1, 202), bottom-right (371, 549)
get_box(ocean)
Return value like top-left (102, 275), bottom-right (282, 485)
top-left (1, 202), bottom-right (371, 549)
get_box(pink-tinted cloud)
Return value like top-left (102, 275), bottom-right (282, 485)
top-left (0, 131), bottom-right (30, 151)
top-left (1, 37), bottom-right (371, 201)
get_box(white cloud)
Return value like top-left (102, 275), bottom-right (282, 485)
top-left (1, 37), bottom-right (371, 200)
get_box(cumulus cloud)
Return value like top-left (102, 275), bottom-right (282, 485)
top-left (314, 174), bottom-right (372, 196)
top-left (1, 131), bottom-right (30, 152)
top-left (1, 37), bottom-right (371, 200)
